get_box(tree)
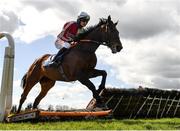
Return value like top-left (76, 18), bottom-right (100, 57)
top-left (10, 105), bottom-right (17, 113)
top-left (25, 103), bottom-right (33, 110)
top-left (47, 105), bottom-right (54, 111)
top-left (55, 105), bottom-right (62, 111)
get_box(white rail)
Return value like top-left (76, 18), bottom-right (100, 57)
top-left (0, 32), bottom-right (15, 122)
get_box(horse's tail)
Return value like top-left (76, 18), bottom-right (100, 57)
top-left (21, 54), bottom-right (50, 89)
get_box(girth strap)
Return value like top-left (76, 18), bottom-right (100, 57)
top-left (59, 65), bottom-right (69, 81)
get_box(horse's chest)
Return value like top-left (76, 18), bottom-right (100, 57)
top-left (69, 55), bottom-right (96, 71)
top-left (63, 53), bottom-right (96, 80)
top-left (81, 54), bottom-right (96, 66)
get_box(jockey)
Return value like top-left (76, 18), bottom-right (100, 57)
top-left (46, 11), bottom-right (90, 67)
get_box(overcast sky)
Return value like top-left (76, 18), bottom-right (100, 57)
top-left (1, 0), bottom-right (180, 109)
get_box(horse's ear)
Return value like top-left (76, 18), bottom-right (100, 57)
top-left (114, 20), bottom-right (118, 26)
top-left (99, 18), bottom-right (107, 25)
top-left (108, 15), bottom-right (111, 21)
top-left (100, 18), bottom-right (103, 23)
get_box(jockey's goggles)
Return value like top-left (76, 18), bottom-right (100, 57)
top-left (80, 18), bottom-right (89, 22)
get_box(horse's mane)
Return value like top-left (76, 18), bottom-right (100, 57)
top-left (74, 19), bottom-right (106, 41)
top-left (83, 26), bottom-right (97, 36)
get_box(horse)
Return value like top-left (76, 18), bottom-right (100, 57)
top-left (17, 15), bottom-right (123, 113)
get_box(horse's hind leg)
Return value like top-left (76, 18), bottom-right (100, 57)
top-left (17, 76), bottom-right (40, 113)
top-left (33, 77), bottom-right (55, 109)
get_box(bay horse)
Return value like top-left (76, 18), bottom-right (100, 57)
top-left (17, 16), bottom-right (123, 113)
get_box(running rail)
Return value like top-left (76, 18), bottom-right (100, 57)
top-left (0, 32), bottom-right (15, 122)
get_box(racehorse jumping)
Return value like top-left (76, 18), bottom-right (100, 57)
top-left (17, 16), bottom-right (123, 113)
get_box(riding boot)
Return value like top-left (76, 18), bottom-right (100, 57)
top-left (47, 47), bottom-right (68, 67)
top-left (54, 48), bottom-right (68, 64)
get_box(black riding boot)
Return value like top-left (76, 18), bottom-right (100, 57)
top-left (47, 47), bottom-right (68, 67)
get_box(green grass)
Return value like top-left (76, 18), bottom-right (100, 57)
top-left (0, 118), bottom-right (180, 130)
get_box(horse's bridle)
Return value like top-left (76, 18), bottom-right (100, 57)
top-left (79, 23), bottom-right (111, 47)
top-left (102, 23), bottom-right (111, 47)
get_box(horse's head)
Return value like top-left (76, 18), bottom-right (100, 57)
top-left (100, 15), bottom-right (123, 53)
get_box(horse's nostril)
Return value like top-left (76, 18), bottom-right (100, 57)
top-left (117, 46), bottom-right (122, 52)
top-left (121, 46), bottom-right (123, 50)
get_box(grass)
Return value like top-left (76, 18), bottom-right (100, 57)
top-left (0, 118), bottom-right (180, 130)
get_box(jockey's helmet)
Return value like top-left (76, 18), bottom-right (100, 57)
top-left (77, 12), bottom-right (90, 22)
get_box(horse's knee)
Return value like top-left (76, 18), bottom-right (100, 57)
top-left (102, 70), bottom-right (107, 77)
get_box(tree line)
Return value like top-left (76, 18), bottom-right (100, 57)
top-left (11, 103), bottom-right (75, 113)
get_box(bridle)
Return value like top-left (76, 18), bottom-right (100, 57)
top-left (79, 22), bottom-right (112, 47)
top-left (102, 23), bottom-right (111, 47)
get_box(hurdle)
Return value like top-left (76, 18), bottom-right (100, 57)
top-left (87, 88), bottom-right (180, 118)
top-left (0, 32), bottom-right (15, 122)
top-left (7, 109), bottom-right (112, 122)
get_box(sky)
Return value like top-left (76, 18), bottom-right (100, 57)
top-left (0, 0), bottom-right (180, 109)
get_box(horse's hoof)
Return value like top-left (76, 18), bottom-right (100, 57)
top-left (96, 103), bottom-right (109, 110)
top-left (97, 88), bottom-right (106, 95)
top-left (16, 111), bottom-right (20, 114)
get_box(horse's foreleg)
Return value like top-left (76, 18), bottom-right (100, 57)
top-left (77, 72), bottom-right (101, 104)
top-left (88, 69), bottom-right (107, 94)
top-left (33, 77), bottom-right (55, 109)
top-left (79, 78), bottom-right (101, 103)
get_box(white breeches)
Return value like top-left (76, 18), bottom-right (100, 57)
top-left (55, 38), bottom-right (71, 50)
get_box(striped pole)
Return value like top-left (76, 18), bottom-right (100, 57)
top-left (0, 32), bottom-right (15, 122)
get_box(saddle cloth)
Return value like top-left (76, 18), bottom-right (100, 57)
top-left (42, 54), bottom-right (69, 81)
top-left (42, 55), bottom-right (55, 67)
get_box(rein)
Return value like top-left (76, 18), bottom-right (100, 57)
top-left (78, 23), bottom-right (111, 47)
top-left (71, 23), bottom-right (111, 48)
top-left (79, 39), bottom-right (107, 46)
